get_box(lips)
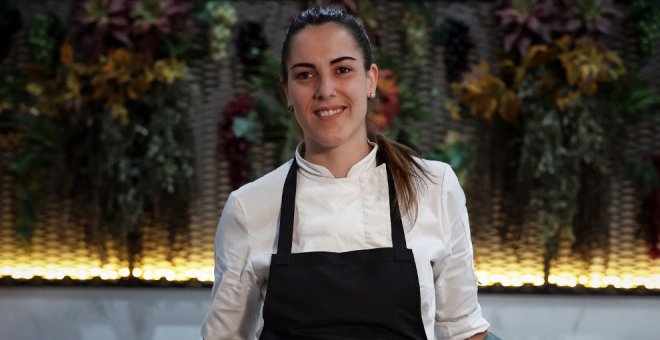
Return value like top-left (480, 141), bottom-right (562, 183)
top-left (314, 106), bottom-right (346, 119)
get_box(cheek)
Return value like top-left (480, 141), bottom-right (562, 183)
top-left (293, 109), bottom-right (314, 135)
top-left (294, 110), bottom-right (305, 125)
top-left (286, 82), bottom-right (301, 99)
top-left (350, 90), bottom-right (369, 114)
top-left (347, 79), bottom-right (369, 102)
top-left (290, 87), bottom-right (314, 109)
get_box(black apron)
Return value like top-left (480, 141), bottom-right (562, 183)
top-left (259, 159), bottom-right (428, 340)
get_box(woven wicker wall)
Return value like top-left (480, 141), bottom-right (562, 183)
top-left (0, 0), bottom-right (658, 289)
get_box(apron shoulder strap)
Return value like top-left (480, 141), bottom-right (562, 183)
top-left (277, 159), bottom-right (299, 256)
top-left (385, 163), bottom-right (410, 260)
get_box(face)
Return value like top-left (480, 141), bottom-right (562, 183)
top-left (283, 22), bottom-right (378, 153)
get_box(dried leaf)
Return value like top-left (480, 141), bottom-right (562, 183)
top-left (60, 42), bottom-right (74, 65)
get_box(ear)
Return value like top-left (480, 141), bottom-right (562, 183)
top-left (367, 63), bottom-right (378, 94)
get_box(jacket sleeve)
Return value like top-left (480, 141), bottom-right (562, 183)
top-left (433, 165), bottom-right (490, 340)
top-left (202, 193), bottom-right (262, 340)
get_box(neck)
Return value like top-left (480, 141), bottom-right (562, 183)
top-left (302, 138), bottom-right (372, 178)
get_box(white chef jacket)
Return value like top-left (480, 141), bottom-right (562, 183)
top-left (202, 143), bottom-right (490, 340)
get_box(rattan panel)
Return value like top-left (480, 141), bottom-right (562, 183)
top-left (0, 0), bottom-right (657, 290)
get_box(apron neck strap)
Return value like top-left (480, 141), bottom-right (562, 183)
top-left (384, 161), bottom-right (409, 259)
top-left (277, 158), bottom-right (409, 257)
top-left (277, 159), bottom-right (299, 256)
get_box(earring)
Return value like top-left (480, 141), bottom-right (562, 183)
top-left (368, 92), bottom-right (375, 99)
top-left (287, 105), bottom-right (294, 112)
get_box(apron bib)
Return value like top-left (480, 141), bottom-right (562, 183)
top-left (260, 159), bottom-right (428, 340)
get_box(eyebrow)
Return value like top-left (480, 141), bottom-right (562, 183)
top-left (289, 56), bottom-right (358, 70)
top-left (330, 56), bottom-right (357, 65)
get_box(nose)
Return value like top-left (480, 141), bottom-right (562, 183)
top-left (314, 74), bottom-right (336, 100)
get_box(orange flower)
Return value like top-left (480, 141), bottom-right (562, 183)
top-left (450, 60), bottom-right (519, 123)
top-left (377, 69), bottom-right (399, 94)
top-left (371, 69), bottom-right (401, 131)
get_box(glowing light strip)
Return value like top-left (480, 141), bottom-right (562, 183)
top-left (0, 266), bottom-right (215, 283)
top-left (547, 273), bottom-right (660, 290)
top-left (1, 266), bottom-right (130, 281)
top-left (2, 266), bottom-right (659, 289)
top-left (475, 271), bottom-right (546, 287)
top-left (476, 271), bottom-right (660, 289)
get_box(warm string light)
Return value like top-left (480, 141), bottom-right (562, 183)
top-left (1, 266), bottom-right (128, 281)
top-left (2, 265), bottom-right (659, 288)
top-left (475, 271), bottom-right (660, 289)
top-left (0, 264), bottom-right (214, 282)
top-left (476, 271), bottom-right (546, 287)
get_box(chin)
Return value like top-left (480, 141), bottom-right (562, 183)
top-left (308, 137), bottom-right (345, 150)
top-left (303, 123), bottom-right (367, 152)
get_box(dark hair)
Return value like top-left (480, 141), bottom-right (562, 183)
top-left (280, 7), bottom-right (372, 82)
top-left (280, 7), bottom-right (432, 219)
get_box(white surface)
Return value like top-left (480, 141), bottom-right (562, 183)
top-left (0, 287), bottom-right (658, 340)
top-left (479, 294), bottom-right (660, 340)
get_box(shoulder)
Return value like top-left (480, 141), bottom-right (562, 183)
top-left (411, 156), bottom-right (454, 187)
top-left (411, 157), bottom-right (466, 211)
top-left (229, 159), bottom-right (293, 216)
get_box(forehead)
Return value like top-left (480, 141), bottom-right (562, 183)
top-left (288, 22), bottom-right (362, 62)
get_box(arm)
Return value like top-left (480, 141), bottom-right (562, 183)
top-left (467, 332), bottom-right (487, 340)
top-left (469, 332), bottom-right (502, 340)
top-left (201, 193), bottom-right (261, 340)
top-left (433, 165), bottom-right (490, 340)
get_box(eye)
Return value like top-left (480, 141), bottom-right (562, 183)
top-left (337, 66), bottom-right (352, 74)
top-left (295, 71), bottom-right (313, 80)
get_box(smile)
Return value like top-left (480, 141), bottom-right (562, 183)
top-left (314, 106), bottom-right (346, 119)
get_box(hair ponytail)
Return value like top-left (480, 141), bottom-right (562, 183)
top-left (368, 128), bottom-right (433, 220)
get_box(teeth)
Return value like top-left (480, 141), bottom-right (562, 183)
top-left (317, 107), bottom-right (343, 117)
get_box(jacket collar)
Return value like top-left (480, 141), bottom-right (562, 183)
top-left (294, 141), bottom-right (379, 179)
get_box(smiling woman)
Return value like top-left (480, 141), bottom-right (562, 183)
top-left (283, 22), bottom-right (377, 178)
top-left (202, 6), bottom-right (490, 340)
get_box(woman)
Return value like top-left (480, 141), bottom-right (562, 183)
top-left (202, 7), bottom-right (491, 340)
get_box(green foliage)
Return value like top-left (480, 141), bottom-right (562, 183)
top-left (8, 78), bottom-right (196, 255)
top-left (630, 0), bottom-right (660, 59)
top-left (162, 33), bottom-right (196, 61)
top-left (0, 71), bottom-right (20, 117)
top-left (627, 158), bottom-right (660, 196)
top-left (200, 0), bottom-right (237, 61)
top-left (565, 0), bottom-right (623, 41)
top-left (2, 69), bottom-right (51, 242)
top-left (93, 82), bottom-right (195, 243)
top-left (385, 81), bottom-right (434, 150)
top-left (608, 71), bottom-right (660, 125)
top-left (0, 0), bottom-right (22, 62)
top-left (374, 55), bottom-right (436, 151)
top-left (515, 78), bottom-right (609, 269)
top-left (427, 132), bottom-right (473, 187)
top-left (402, 2), bottom-right (431, 64)
top-left (248, 52), bottom-right (298, 164)
top-left (607, 71), bottom-right (660, 199)
top-left (9, 113), bottom-right (64, 242)
top-left (27, 12), bottom-right (65, 73)
top-left (450, 29), bottom-right (628, 269)
top-left (233, 111), bottom-right (262, 142)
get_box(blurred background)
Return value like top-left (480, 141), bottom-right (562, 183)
top-left (0, 0), bottom-right (659, 339)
